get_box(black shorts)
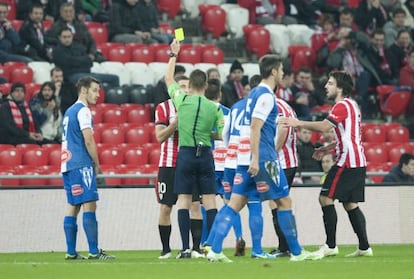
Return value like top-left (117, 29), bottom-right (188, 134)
top-left (156, 167), bottom-right (177, 206)
top-left (321, 166), bottom-right (366, 203)
top-left (174, 147), bottom-right (216, 195)
top-left (283, 167), bottom-right (297, 188)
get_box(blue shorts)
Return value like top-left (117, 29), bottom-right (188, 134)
top-left (215, 171), bottom-right (224, 195)
top-left (174, 147), bottom-right (216, 195)
top-left (63, 166), bottom-right (99, 206)
top-left (232, 160), bottom-right (289, 201)
top-left (223, 168), bottom-right (261, 202)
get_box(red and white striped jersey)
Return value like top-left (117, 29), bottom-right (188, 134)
top-left (326, 98), bottom-right (366, 168)
top-left (276, 99), bottom-right (298, 169)
top-left (155, 99), bottom-right (178, 167)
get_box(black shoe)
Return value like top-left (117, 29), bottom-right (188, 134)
top-left (234, 238), bottom-right (246, 256)
top-left (269, 249), bottom-right (290, 257)
top-left (176, 249), bottom-right (191, 259)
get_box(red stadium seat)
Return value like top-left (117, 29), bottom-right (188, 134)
top-left (178, 47), bottom-right (201, 64)
top-left (48, 148), bottom-right (62, 166)
top-left (127, 107), bottom-right (151, 125)
top-left (39, 165), bottom-right (63, 186)
top-left (0, 166), bottom-right (19, 186)
top-left (25, 83), bottom-right (42, 102)
top-left (99, 147), bottom-right (124, 165)
top-left (97, 42), bottom-right (123, 60)
top-left (130, 44), bottom-right (155, 64)
top-left (0, 144), bottom-right (14, 151)
top-left (144, 122), bottom-right (157, 143)
top-left (246, 27), bottom-right (270, 59)
top-left (362, 125), bottom-right (386, 143)
top-left (119, 165), bottom-right (150, 185)
top-left (386, 126), bottom-right (410, 143)
top-left (388, 145), bottom-right (410, 163)
top-left (157, 0), bottom-right (181, 19)
top-left (100, 165), bottom-right (122, 186)
top-left (243, 24), bottom-right (263, 40)
top-left (22, 147), bottom-right (49, 166)
top-left (154, 45), bottom-right (171, 63)
top-left (125, 126), bottom-right (150, 145)
top-left (376, 85), bottom-right (411, 122)
top-left (43, 20), bottom-right (53, 32)
top-left (4, 0), bottom-right (16, 20)
top-left (89, 105), bottom-right (103, 124)
top-left (15, 143), bottom-right (39, 153)
top-left (102, 108), bottom-right (127, 123)
top-left (201, 6), bottom-right (226, 39)
top-left (124, 148), bottom-right (149, 165)
top-left (148, 148), bottom-right (161, 165)
top-left (88, 25), bottom-right (108, 44)
top-left (367, 162), bottom-right (392, 183)
top-left (365, 144), bottom-right (388, 163)
top-left (100, 126), bottom-right (125, 144)
top-left (120, 103), bottom-right (145, 112)
top-left (15, 165), bottom-right (48, 186)
top-left (289, 45), bottom-right (315, 72)
top-left (11, 19), bottom-right (23, 31)
top-left (10, 66), bottom-right (33, 83)
top-left (202, 47), bottom-right (224, 64)
top-left (159, 23), bottom-right (174, 36)
top-left (0, 147), bottom-right (22, 166)
top-left (84, 21), bottom-right (102, 28)
top-left (108, 46), bottom-right (131, 63)
top-left (0, 65), bottom-right (11, 82)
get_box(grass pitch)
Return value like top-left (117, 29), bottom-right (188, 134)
top-left (1, 245), bottom-right (413, 279)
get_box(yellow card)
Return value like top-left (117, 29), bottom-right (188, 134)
top-left (175, 28), bottom-right (185, 41)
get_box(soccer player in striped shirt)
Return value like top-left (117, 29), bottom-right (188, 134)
top-left (280, 71), bottom-right (372, 258)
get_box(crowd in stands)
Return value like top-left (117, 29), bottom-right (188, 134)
top-left (0, 0), bottom-right (414, 185)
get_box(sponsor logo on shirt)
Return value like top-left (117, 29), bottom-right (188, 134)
top-left (71, 184), bottom-right (83, 196)
top-left (61, 149), bottom-right (72, 163)
top-left (222, 181), bottom-right (232, 193)
top-left (256, 181), bottom-right (270, 193)
top-left (234, 174), bottom-right (243, 185)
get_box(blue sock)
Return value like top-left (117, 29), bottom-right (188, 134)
top-left (211, 206), bottom-right (236, 253)
top-left (200, 206), bottom-right (208, 244)
top-left (277, 209), bottom-right (302, 255)
top-left (83, 212), bottom-right (99, 255)
top-left (63, 216), bottom-right (77, 255)
top-left (177, 209), bottom-right (191, 250)
top-left (205, 205), bottom-right (227, 246)
top-left (232, 212), bottom-right (243, 240)
top-left (247, 202), bottom-right (263, 255)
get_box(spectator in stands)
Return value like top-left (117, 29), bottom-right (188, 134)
top-left (354, 0), bottom-right (388, 35)
top-left (109, 0), bottom-right (156, 44)
top-left (52, 27), bottom-right (119, 88)
top-left (327, 28), bottom-right (382, 118)
top-left (136, 0), bottom-right (173, 44)
top-left (290, 67), bottom-right (325, 121)
top-left (384, 8), bottom-right (409, 47)
top-left (0, 82), bottom-right (44, 145)
top-left (338, 8), bottom-right (359, 31)
top-left (283, 0), bottom-right (318, 26)
top-left (17, 0), bottom-right (55, 21)
top-left (0, 3), bottom-right (32, 63)
top-left (221, 60), bottom-right (248, 108)
top-left (399, 49), bottom-right (414, 89)
top-left (366, 29), bottom-right (396, 85)
top-left (320, 153), bottom-right (336, 184)
top-left (238, 0), bottom-right (297, 25)
top-left (18, 4), bottom-right (52, 62)
top-left (296, 127), bottom-right (322, 182)
top-left (50, 67), bottom-right (78, 115)
top-left (382, 153), bottom-right (414, 183)
top-left (207, 68), bottom-right (221, 81)
top-left (404, 0), bottom-right (414, 27)
top-left (386, 29), bottom-right (413, 81)
top-left (147, 65), bottom-right (186, 105)
top-left (316, 128), bottom-right (335, 147)
top-left (45, 2), bottom-right (105, 62)
top-left (29, 81), bottom-right (62, 143)
top-left (81, 0), bottom-right (111, 22)
top-left (47, 0), bottom-right (84, 22)
top-left (275, 68), bottom-right (294, 103)
top-left (312, 14), bottom-right (339, 70)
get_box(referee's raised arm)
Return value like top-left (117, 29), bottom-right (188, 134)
top-left (165, 39), bottom-right (180, 88)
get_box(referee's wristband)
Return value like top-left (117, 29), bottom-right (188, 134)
top-left (169, 52), bottom-right (178, 58)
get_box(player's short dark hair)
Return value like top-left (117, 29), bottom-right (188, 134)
top-left (392, 8), bottom-right (406, 17)
top-left (259, 55), bottom-right (283, 79)
top-left (329, 71), bottom-right (353, 97)
top-left (396, 29), bottom-right (410, 39)
top-left (399, 153), bottom-right (414, 168)
top-left (205, 78), bottom-right (221, 101)
top-left (249, 74), bottom-right (261, 89)
top-left (189, 69), bottom-right (207, 91)
top-left (77, 76), bottom-right (101, 93)
top-left (175, 75), bottom-right (189, 83)
top-left (174, 65), bottom-right (186, 76)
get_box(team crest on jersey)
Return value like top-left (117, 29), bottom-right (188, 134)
top-left (233, 174), bottom-right (243, 185)
top-left (256, 181), bottom-right (269, 193)
top-left (71, 184), bottom-right (83, 196)
top-left (61, 149), bottom-right (72, 163)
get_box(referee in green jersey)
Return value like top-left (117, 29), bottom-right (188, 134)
top-left (164, 39), bottom-right (224, 258)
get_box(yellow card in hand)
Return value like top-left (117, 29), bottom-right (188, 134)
top-left (175, 28), bottom-right (185, 41)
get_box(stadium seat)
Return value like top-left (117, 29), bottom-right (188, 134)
top-left (202, 47), bottom-right (224, 64)
top-left (124, 148), bottom-right (149, 165)
top-left (88, 25), bottom-right (108, 44)
top-left (100, 165), bottom-right (122, 186)
top-left (144, 122), bottom-right (157, 143)
top-left (22, 147), bottom-right (49, 166)
top-left (264, 24), bottom-right (290, 58)
top-left (0, 166), bottom-right (19, 186)
top-left (99, 147), bottom-right (124, 165)
top-left (286, 24), bottom-right (315, 47)
top-left (15, 165), bottom-right (48, 186)
top-left (28, 62), bottom-right (53, 84)
top-left (108, 45), bottom-right (131, 63)
top-left (178, 47), bottom-right (201, 64)
top-left (367, 162), bottom-right (392, 183)
top-left (130, 44), bottom-right (155, 64)
top-left (148, 148), bottom-right (161, 165)
top-left (124, 84), bottom-right (148, 104)
top-left (182, 0), bottom-right (204, 18)
top-left (11, 19), bottom-right (23, 31)
top-left (386, 126), bottom-right (410, 143)
top-left (125, 126), bottom-right (150, 145)
top-left (376, 85), bottom-right (411, 122)
top-left (126, 106), bottom-right (151, 125)
top-left (289, 45), bottom-right (316, 72)
top-left (0, 147), bottom-right (22, 166)
top-left (154, 45), bottom-right (171, 63)
top-left (221, 4), bottom-right (249, 39)
top-left (15, 143), bottom-right (40, 154)
top-left (148, 62), bottom-right (168, 83)
top-left (10, 66), bottom-right (34, 83)
top-left (0, 144), bottom-right (14, 152)
top-left (100, 61), bottom-right (130, 86)
top-left (119, 165), bottom-right (150, 185)
top-left (158, 23), bottom-right (174, 36)
top-left (100, 126), bottom-right (126, 144)
top-left (201, 6), bottom-right (227, 39)
top-left (0, 65), bottom-right (11, 81)
top-left (365, 144), bottom-right (388, 163)
top-left (48, 148), bottom-right (62, 166)
top-left (43, 20), bottom-right (53, 32)
top-left (97, 42), bottom-right (123, 60)
top-left (89, 105), bottom-right (103, 124)
top-left (104, 86), bottom-right (129, 105)
top-left (125, 63), bottom-right (155, 86)
top-left (362, 125), bottom-right (386, 143)
top-left (102, 107), bottom-right (127, 123)
top-left (388, 145), bottom-right (409, 163)
top-left (157, 0), bottom-right (181, 20)
top-left (383, 122), bottom-right (402, 130)
top-left (4, 0), bottom-right (16, 20)
top-left (39, 165), bottom-right (63, 186)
